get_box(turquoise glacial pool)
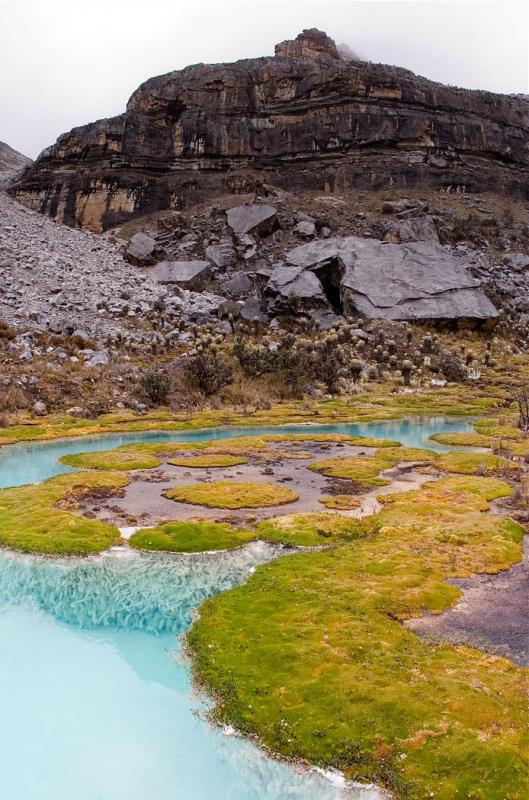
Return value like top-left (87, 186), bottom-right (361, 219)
top-left (0, 417), bottom-right (473, 799)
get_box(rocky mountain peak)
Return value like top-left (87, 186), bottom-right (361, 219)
top-left (274, 28), bottom-right (342, 62)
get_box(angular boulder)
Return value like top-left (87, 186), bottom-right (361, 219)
top-left (124, 232), bottom-right (160, 266)
top-left (265, 265), bottom-right (328, 311)
top-left (205, 239), bottom-right (236, 270)
top-left (148, 260), bottom-right (211, 290)
top-left (285, 237), bottom-right (498, 322)
top-left (220, 272), bottom-right (253, 297)
top-left (227, 204), bottom-right (277, 236)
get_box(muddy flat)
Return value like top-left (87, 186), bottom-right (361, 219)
top-left (407, 539), bottom-right (529, 666)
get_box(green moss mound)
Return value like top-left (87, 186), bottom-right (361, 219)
top-left (256, 513), bottom-right (366, 547)
top-left (0, 472), bottom-right (126, 554)
top-left (130, 520), bottom-right (255, 553)
top-left (61, 449), bottom-right (162, 471)
top-left (188, 476), bottom-right (527, 799)
top-left (309, 447), bottom-right (436, 486)
top-left (167, 454), bottom-right (249, 468)
top-left (165, 481), bottom-right (299, 509)
top-left (429, 431), bottom-right (494, 448)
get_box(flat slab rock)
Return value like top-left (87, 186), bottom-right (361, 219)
top-left (227, 204), bottom-right (277, 235)
top-left (147, 260), bottom-right (211, 289)
top-left (285, 236), bottom-right (498, 321)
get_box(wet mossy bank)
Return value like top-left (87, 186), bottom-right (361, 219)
top-left (187, 476), bottom-right (529, 800)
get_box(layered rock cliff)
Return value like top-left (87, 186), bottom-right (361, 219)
top-left (10, 29), bottom-right (529, 231)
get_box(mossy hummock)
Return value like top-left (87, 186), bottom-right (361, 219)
top-left (164, 481), bottom-right (299, 509)
top-left (0, 471), bottom-right (126, 554)
top-left (130, 520), bottom-right (255, 552)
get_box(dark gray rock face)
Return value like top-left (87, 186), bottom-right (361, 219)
top-left (205, 239), bottom-right (236, 270)
top-left (219, 272), bottom-right (253, 297)
top-left (284, 236), bottom-right (498, 321)
top-left (148, 260), bottom-right (211, 289)
top-left (11, 29), bottom-right (529, 231)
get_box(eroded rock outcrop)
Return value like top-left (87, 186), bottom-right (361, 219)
top-left (10, 30), bottom-right (529, 231)
top-left (0, 141), bottom-right (31, 189)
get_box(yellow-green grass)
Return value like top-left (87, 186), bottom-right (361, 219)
top-left (319, 495), bottom-right (362, 510)
top-left (165, 481), bottom-right (299, 509)
top-left (130, 520), bottom-right (255, 553)
top-left (188, 476), bottom-right (527, 799)
top-left (309, 447), bottom-right (437, 486)
top-left (167, 454), bottom-right (249, 468)
top-left (0, 386), bottom-right (502, 449)
top-left (436, 451), bottom-right (518, 476)
top-left (61, 450), bottom-right (163, 471)
top-left (473, 418), bottom-right (521, 439)
top-left (255, 513), bottom-right (366, 547)
top-left (429, 431), bottom-right (494, 448)
top-left (0, 471), bottom-right (126, 554)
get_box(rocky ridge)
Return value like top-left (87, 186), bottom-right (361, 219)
top-left (0, 141), bottom-right (31, 189)
top-left (10, 29), bottom-right (529, 232)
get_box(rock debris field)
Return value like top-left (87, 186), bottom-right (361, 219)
top-left (0, 192), bottom-right (172, 343)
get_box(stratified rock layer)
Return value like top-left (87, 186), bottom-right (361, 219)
top-left (10, 29), bottom-right (529, 231)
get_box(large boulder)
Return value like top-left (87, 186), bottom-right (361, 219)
top-left (285, 237), bottom-right (498, 322)
top-left (148, 260), bottom-right (211, 290)
top-left (205, 239), bottom-right (236, 270)
top-left (265, 265), bottom-right (328, 311)
top-left (124, 232), bottom-right (161, 266)
top-left (226, 204), bottom-right (278, 236)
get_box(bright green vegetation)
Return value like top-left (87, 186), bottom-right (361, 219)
top-left (164, 481), bottom-right (299, 509)
top-left (436, 450), bottom-right (518, 476)
top-left (255, 513), bottom-right (366, 547)
top-left (188, 474), bottom-right (527, 799)
top-left (56, 431), bottom-right (398, 475)
top-left (130, 520), bottom-right (255, 553)
top-left (167, 454), bottom-right (249, 468)
top-left (61, 450), bottom-right (163, 471)
top-left (0, 472), bottom-right (126, 554)
top-left (310, 447), bottom-right (437, 486)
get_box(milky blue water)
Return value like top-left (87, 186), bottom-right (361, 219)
top-left (0, 415), bottom-right (472, 488)
top-left (0, 417), bottom-right (473, 800)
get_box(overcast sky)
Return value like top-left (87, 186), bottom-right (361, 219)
top-left (1, 0), bottom-right (528, 159)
